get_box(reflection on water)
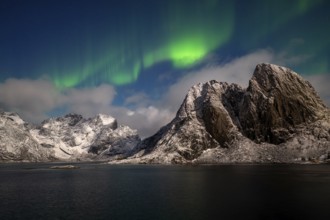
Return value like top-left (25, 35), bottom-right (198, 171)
top-left (0, 163), bottom-right (329, 219)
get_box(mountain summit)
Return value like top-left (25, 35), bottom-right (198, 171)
top-left (240, 64), bottom-right (327, 144)
top-left (1, 64), bottom-right (329, 164)
top-left (0, 113), bottom-right (141, 162)
top-left (126, 63), bottom-right (329, 164)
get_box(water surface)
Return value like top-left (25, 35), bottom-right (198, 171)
top-left (0, 163), bottom-right (329, 219)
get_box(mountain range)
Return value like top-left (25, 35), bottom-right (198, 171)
top-left (1, 63), bottom-right (329, 163)
top-left (0, 112), bottom-right (140, 162)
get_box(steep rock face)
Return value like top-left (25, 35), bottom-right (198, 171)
top-left (126, 63), bottom-right (329, 164)
top-left (202, 82), bottom-right (244, 146)
top-left (240, 64), bottom-right (327, 144)
top-left (133, 81), bottom-right (228, 163)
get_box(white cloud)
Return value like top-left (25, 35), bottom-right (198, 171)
top-left (124, 92), bottom-right (150, 106)
top-left (0, 77), bottom-right (170, 137)
top-left (0, 49), bottom-right (279, 136)
top-left (0, 79), bottom-right (116, 123)
top-left (120, 48), bottom-right (329, 137)
top-left (113, 49), bottom-right (277, 137)
top-left (0, 78), bottom-right (60, 122)
top-left (63, 84), bottom-right (116, 117)
top-left (163, 49), bottom-right (275, 112)
top-left (0, 49), bottom-right (328, 138)
top-left (110, 106), bottom-right (173, 138)
top-left (304, 74), bottom-right (330, 107)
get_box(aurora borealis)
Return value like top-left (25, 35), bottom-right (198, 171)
top-left (41, 0), bottom-right (234, 88)
top-left (0, 0), bottom-right (329, 135)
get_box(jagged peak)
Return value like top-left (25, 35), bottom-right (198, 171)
top-left (95, 113), bottom-right (115, 122)
top-left (64, 113), bottom-right (83, 118)
top-left (254, 63), bottom-right (295, 75)
top-left (249, 63), bottom-right (326, 107)
top-left (185, 80), bottom-right (230, 105)
top-left (59, 113), bottom-right (83, 126)
top-left (93, 114), bottom-right (118, 128)
top-left (240, 63), bottom-right (328, 144)
top-left (250, 63), bottom-right (311, 93)
top-left (0, 111), bottom-right (25, 125)
top-left (40, 113), bottom-right (84, 127)
top-left (41, 113), bottom-right (119, 129)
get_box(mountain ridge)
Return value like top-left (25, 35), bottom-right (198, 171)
top-left (1, 63), bottom-right (329, 163)
top-left (0, 112), bottom-right (141, 162)
top-left (122, 63), bottom-right (329, 164)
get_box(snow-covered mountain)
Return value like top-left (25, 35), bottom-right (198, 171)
top-left (30, 113), bottom-right (141, 160)
top-left (0, 112), bottom-right (53, 162)
top-left (0, 112), bottom-right (141, 162)
top-left (1, 63), bottom-right (329, 164)
top-left (123, 63), bottom-right (330, 164)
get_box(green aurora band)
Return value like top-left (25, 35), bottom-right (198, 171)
top-left (44, 0), bottom-right (325, 89)
top-left (48, 0), bottom-right (234, 89)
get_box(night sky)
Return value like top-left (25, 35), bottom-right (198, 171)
top-left (0, 0), bottom-right (329, 136)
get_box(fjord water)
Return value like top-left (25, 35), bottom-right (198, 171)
top-left (0, 163), bottom-right (329, 220)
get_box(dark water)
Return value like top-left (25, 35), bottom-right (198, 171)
top-left (0, 163), bottom-right (329, 220)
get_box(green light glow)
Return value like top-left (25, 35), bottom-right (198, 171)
top-left (167, 31), bottom-right (229, 68)
top-left (297, 0), bottom-right (323, 14)
top-left (169, 37), bottom-right (208, 68)
top-left (42, 0), bottom-right (234, 89)
top-left (54, 75), bottom-right (80, 88)
top-left (165, 0), bottom-right (232, 68)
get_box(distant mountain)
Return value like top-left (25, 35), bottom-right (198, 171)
top-left (0, 112), bottom-right (141, 162)
top-left (1, 63), bottom-right (329, 164)
top-left (125, 63), bottom-right (329, 164)
top-left (0, 112), bottom-right (53, 162)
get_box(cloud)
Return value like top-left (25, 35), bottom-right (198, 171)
top-left (162, 49), bottom-right (275, 113)
top-left (0, 49), bottom-right (328, 138)
top-left (0, 79), bottom-right (116, 123)
top-left (119, 48), bottom-right (329, 137)
top-left (0, 77), bottom-right (170, 137)
top-left (124, 92), bottom-right (150, 106)
top-left (304, 74), bottom-right (330, 107)
top-left (63, 84), bottom-right (116, 117)
top-left (110, 106), bottom-right (173, 138)
top-left (0, 78), bottom-right (60, 122)
top-left (275, 51), bottom-right (312, 66)
top-left (112, 49), bottom-right (276, 137)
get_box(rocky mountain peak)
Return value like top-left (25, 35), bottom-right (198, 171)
top-left (0, 112), bottom-right (52, 162)
top-left (241, 63), bottom-right (327, 144)
top-left (1, 111), bottom-right (140, 162)
top-left (177, 80), bottom-right (234, 119)
top-left (40, 113), bottom-right (84, 127)
top-left (93, 114), bottom-right (117, 129)
top-left (252, 63), bottom-right (298, 90)
top-left (127, 63), bottom-right (329, 164)
top-left (1, 63), bottom-right (329, 164)
top-left (32, 113), bottom-right (140, 159)
top-left (0, 111), bottom-right (25, 126)
top-left (62, 113), bottom-right (84, 126)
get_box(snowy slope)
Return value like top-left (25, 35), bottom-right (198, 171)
top-left (30, 113), bottom-right (141, 160)
top-left (0, 112), bottom-right (54, 162)
top-left (0, 112), bottom-right (141, 162)
top-left (122, 63), bottom-right (330, 164)
top-left (1, 63), bottom-right (328, 164)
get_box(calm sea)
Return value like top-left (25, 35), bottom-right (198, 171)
top-left (0, 163), bottom-right (329, 220)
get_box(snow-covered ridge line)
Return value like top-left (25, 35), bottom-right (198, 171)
top-left (1, 63), bottom-right (329, 164)
top-left (0, 112), bottom-right (141, 162)
top-left (122, 63), bottom-right (330, 164)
